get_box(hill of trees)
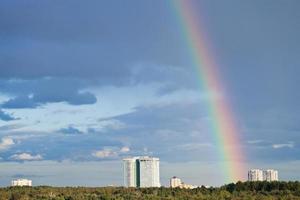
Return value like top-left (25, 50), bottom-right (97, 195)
top-left (1, 181), bottom-right (300, 200)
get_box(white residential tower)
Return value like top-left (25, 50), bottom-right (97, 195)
top-left (123, 156), bottom-right (160, 188)
top-left (248, 169), bottom-right (263, 181)
top-left (248, 169), bottom-right (278, 181)
top-left (263, 169), bottom-right (278, 181)
top-left (123, 157), bottom-right (137, 187)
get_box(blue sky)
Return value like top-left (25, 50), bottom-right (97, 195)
top-left (0, 0), bottom-right (299, 186)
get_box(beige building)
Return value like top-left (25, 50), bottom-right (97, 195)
top-left (170, 176), bottom-right (182, 188)
top-left (11, 179), bottom-right (32, 187)
top-left (169, 176), bottom-right (197, 189)
top-left (180, 183), bottom-right (197, 189)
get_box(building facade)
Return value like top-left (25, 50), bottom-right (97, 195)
top-left (180, 183), bottom-right (197, 189)
top-left (170, 176), bottom-right (182, 188)
top-left (123, 157), bottom-right (137, 187)
top-left (248, 169), bottom-right (263, 181)
top-left (248, 169), bottom-right (278, 181)
top-left (263, 169), bottom-right (278, 181)
top-left (123, 156), bottom-right (160, 188)
top-left (169, 176), bottom-right (197, 189)
top-left (11, 179), bottom-right (32, 187)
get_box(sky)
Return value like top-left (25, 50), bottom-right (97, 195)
top-left (0, 0), bottom-right (300, 187)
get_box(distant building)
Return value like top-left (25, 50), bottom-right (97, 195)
top-left (123, 156), bottom-right (160, 188)
top-left (263, 169), bottom-right (278, 181)
top-left (139, 156), bottom-right (160, 188)
top-left (169, 176), bottom-right (197, 189)
top-left (248, 169), bottom-right (263, 181)
top-left (248, 169), bottom-right (278, 181)
top-left (180, 183), bottom-right (197, 189)
top-left (11, 179), bottom-right (32, 187)
top-left (123, 157), bottom-right (137, 187)
top-left (170, 176), bottom-right (182, 188)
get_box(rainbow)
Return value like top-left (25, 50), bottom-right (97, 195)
top-left (171, 0), bottom-right (246, 183)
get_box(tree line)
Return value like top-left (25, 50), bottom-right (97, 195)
top-left (0, 181), bottom-right (300, 200)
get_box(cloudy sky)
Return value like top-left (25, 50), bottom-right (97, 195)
top-left (0, 0), bottom-right (299, 187)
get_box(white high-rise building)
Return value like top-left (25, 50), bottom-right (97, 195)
top-left (139, 157), bottom-right (160, 187)
top-left (123, 157), bottom-right (137, 187)
top-left (263, 169), bottom-right (278, 181)
top-left (123, 156), bottom-right (160, 188)
top-left (248, 169), bottom-right (263, 181)
top-left (11, 179), bottom-right (32, 187)
top-left (170, 176), bottom-right (182, 188)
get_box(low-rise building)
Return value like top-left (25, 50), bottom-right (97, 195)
top-left (11, 179), bottom-right (32, 187)
top-left (169, 176), bottom-right (197, 189)
top-left (248, 169), bottom-right (263, 181)
top-left (180, 183), bottom-right (197, 189)
top-left (170, 176), bottom-right (182, 188)
top-left (263, 169), bottom-right (278, 181)
top-left (248, 169), bottom-right (278, 181)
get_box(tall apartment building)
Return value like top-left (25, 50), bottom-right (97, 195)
top-left (11, 179), bottom-right (32, 187)
top-left (123, 157), bottom-right (137, 187)
top-left (248, 169), bottom-right (263, 181)
top-left (263, 169), bottom-right (278, 181)
top-left (123, 156), bottom-right (160, 188)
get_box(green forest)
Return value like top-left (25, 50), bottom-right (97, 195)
top-left (1, 181), bottom-right (300, 200)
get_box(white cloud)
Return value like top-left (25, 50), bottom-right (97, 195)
top-left (10, 153), bottom-right (43, 161)
top-left (272, 142), bottom-right (294, 149)
top-left (92, 149), bottom-right (118, 158)
top-left (120, 146), bottom-right (130, 153)
top-left (92, 146), bottom-right (130, 159)
top-left (0, 137), bottom-right (15, 151)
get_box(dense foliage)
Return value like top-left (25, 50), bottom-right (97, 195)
top-left (0, 181), bottom-right (300, 200)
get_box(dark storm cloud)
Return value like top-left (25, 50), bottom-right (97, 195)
top-left (0, 0), bottom-right (193, 112)
top-left (131, 63), bottom-right (197, 94)
top-left (0, 0), bottom-right (185, 80)
top-left (0, 78), bottom-right (97, 108)
top-left (0, 39), bottom-right (133, 81)
top-left (109, 103), bottom-right (207, 130)
top-left (59, 126), bottom-right (84, 135)
top-left (0, 0), bottom-right (106, 42)
top-left (0, 110), bottom-right (18, 121)
top-left (0, 62), bottom-right (196, 109)
top-left (2, 96), bottom-right (38, 109)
